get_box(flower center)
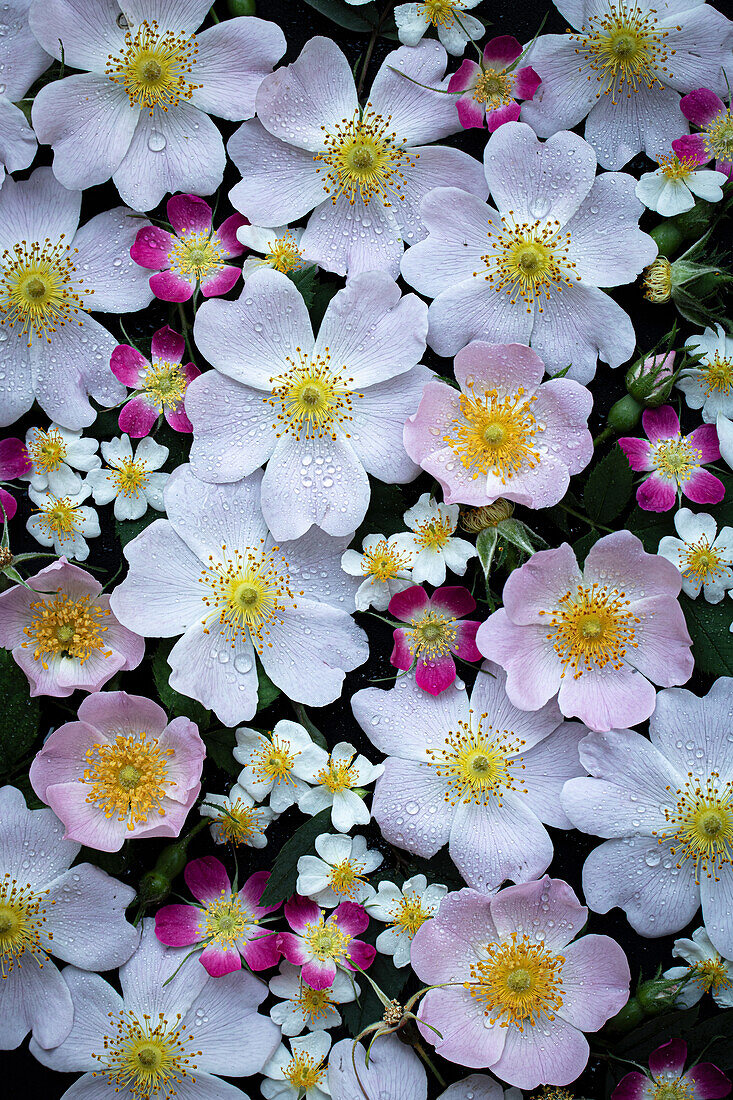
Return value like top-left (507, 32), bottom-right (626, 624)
top-left (306, 916), bottom-right (351, 961)
top-left (317, 757), bottom-right (358, 794)
top-left (658, 153), bottom-right (697, 181)
top-left (0, 874), bottom-right (53, 977)
top-left (22, 591), bottom-right (111, 669)
top-left (420, 0), bottom-right (463, 26)
top-left (106, 20), bottom-right (200, 113)
top-left (701, 352), bottom-right (733, 396)
top-left (652, 1079), bottom-right (695, 1100)
top-left (204, 893), bottom-right (254, 948)
top-left (390, 893), bottom-right (431, 936)
top-left (142, 360), bottom-right (188, 410)
top-left (267, 349), bottom-right (360, 440)
top-left (540, 582), bottom-right (640, 678)
top-left (211, 799), bottom-right (265, 846)
top-left (314, 105), bottom-right (416, 206)
top-left (465, 932), bottom-right (565, 1029)
top-left (252, 733), bottom-right (298, 787)
top-left (415, 516), bottom-right (454, 551)
top-left (657, 772), bottom-right (733, 881)
top-left (295, 985), bottom-right (335, 1023)
top-left (679, 537), bottom-right (728, 586)
top-left (705, 108), bottom-right (733, 163)
top-left (34, 495), bottom-right (85, 543)
top-left (329, 858), bottom-right (367, 899)
top-left (692, 956), bottom-right (731, 993)
top-left (92, 1009), bottom-right (198, 1099)
top-left (111, 457), bottom-right (150, 497)
top-left (168, 231), bottom-right (224, 281)
top-left (25, 427), bottom-right (68, 473)
top-left (445, 381), bottom-right (542, 482)
top-left (406, 609), bottom-right (458, 661)
top-left (473, 67), bottom-right (513, 106)
top-left (283, 1050), bottom-right (328, 1092)
top-left (651, 437), bottom-right (702, 484)
top-left (572, 3), bottom-right (676, 103)
top-left (361, 539), bottom-right (412, 581)
top-left (83, 731), bottom-right (173, 830)
top-left (643, 256), bottom-right (673, 302)
top-left (0, 238), bottom-right (89, 344)
top-left (425, 716), bottom-right (527, 805)
top-left (199, 544), bottom-right (297, 652)
top-left (477, 215), bottom-right (579, 312)
top-left (264, 231), bottom-right (306, 274)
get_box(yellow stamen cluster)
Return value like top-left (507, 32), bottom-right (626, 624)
top-left (25, 427), bottom-right (67, 473)
top-left (91, 1010), bottom-right (200, 1099)
top-left (651, 437), bottom-right (702, 484)
top-left (651, 1078), bottom-right (695, 1100)
top-left (34, 495), bottom-right (85, 545)
top-left (266, 348), bottom-right (361, 440)
top-left (294, 984), bottom-right (336, 1023)
top-left (23, 591), bottom-right (111, 669)
top-left (656, 772), bottom-right (733, 881)
top-left (388, 892), bottom-right (432, 936)
top-left (705, 108), bottom-right (733, 164)
top-left (251, 732), bottom-right (298, 787)
top-left (204, 891), bottom-right (254, 949)
top-left (361, 539), bottom-right (412, 581)
top-left (414, 514), bottom-right (454, 552)
top-left (691, 955), bottom-right (731, 995)
top-left (106, 21), bottom-right (200, 113)
top-left (0, 874), bottom-right (54, 978)
top-left (643, 257), bottom-right (673, 302)
top-left (446, 381), bottom-right (542, 482)
top-left (571, 3), bottom-right (677, 104)
top-left (317, 755), bottom-right (358, 795)
top-left (540, 582), bottom-right (640, 678)
top-left (0, 237), bottom-right (89, 345)
top-left (406, 608), bottom-right (458, 661)
top-left (110, 457), bottom-right (151, 498)
top-left (306, 916), bottom-right (351, 962)
top-left (141, 360), bottom-right (188, 411)
top-left (700, 352), bottom-right (733, 397)
top-left (264, 231), bottom-right (306, 274)
top-left (477, 215), bottom-right (580, 312)
top-left (425, 715), bottom-right (527, 806)
top-left (211, 799), bottom-right (265, 846)
top-left (473, 67), bottom-right (514, 107)
top-left (83, 731), bottom-right (173, 830)
top-left (168, 231), bottom-right (224, 282)
top-left (283, 1050), bottom-right (328, 1092)
top-left (420, 0), bottom-right (464, 27)
top-left (677, 536), bottom-right (728, 587)
top-left (329, 858), bottom-right (367, 899)
top-left (200, 542), bottom-right (300, 652)
top-left (658, 153), bottom-right (697, 181)
top-left (314, 105), bottom-right (417, 206)
top-left (465, 932), bottom-right (565, 1030)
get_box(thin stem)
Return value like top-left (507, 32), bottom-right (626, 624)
top-left (593, 426), bottom-right (616, 449)
top-left (556, 501), bottom-right (613, 534)
top-left (413, 1040), bottom-right (446, 1088)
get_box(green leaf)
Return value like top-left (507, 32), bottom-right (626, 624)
top-left (354, 481), bottom-right (406, 544)
top-left (302, 0), bottom-right (379, 31)
top-left (583, 445), bottom-right (633, 523)
top-left (572, 529), bottom-right (600, 564)
top-left (681, 593), bottom-right (733, 676)
top-left (497, 517), bottom-right (547, 557)
top-left (476, 526), bottom-right (499, 580)
top-left (202, 728), bottom-right (240, 777)
top-left (626, 504), bottom-right (674, 554)
top-left (0, 649), bottom-right (40, 776)
top-left (116, 512), bottom-right (158, 549)
top-left (686, 1009), bottom-right (733, 1070)
top-left (288, 265), bottom-right (318, 311)
top-left (341, 953), bottom-right (410, 1036)
top-left (258, 808), bottom-right (332, 906)
top-left (310, 279), bottom-right (340, 330)
top-left (257, 660), bottom-right (281, 712)
top-left (152, 639), bottom-right (213, 729)
top-left (614, 1005), bottom-right (700, 1058)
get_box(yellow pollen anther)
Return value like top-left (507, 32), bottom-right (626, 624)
top-left (211, 799), bottom-right (265, 846)
top-left (655, 772), bottom-right (733, 881)
top-left (476, 214), bottom-right (580, 312)
top-left (252, 733), bottom-right (298, 786)
top-left (111, 458), bottom-right (150, 497)
top-left (0, 873), bottom-right (54, 977)
top-left (315, 104), bottom-right (417, 206)
top-left (91, 1009), bottom-right (201, 1099)
top-left (652, 437), bottom-right (702, 483)
top-left (283, 1050), bottom-right (328, 1091)
top-left (473, 68), bottom-right (513, 106)
top-left (263, 231), bottom-right (306, 274)
top-left (540, 582), bottom-right (640, 678)
top-left (465, 932), bottom-right (565, 1030)
top-left (83, 731), bottom-right (173, 830)
top-left (643, 257), bottom-right (673, 302)
top-left (406, 608), bottom-right (457, 662)
top-left (141, 360), bottom-right (188, 411)
top-left (266, 347), bottom-right (361, 440)
top-left (705, 108), bottom-right (733, 163)
top-left (445, 381), bottom-right (542, 483)
top-left (317, 757), bottom-right (358, 795)
top-left (658, 153), bottom-right (697, 181)
top-left (571, 2), bottom-right (678, 105)
top-left (168, 231), bottom-right (224, 281)
top-left (0, 237), bottom-right (90, 345)
top-left (700, 352), bottom-right (733, 397)
top-left (22, 591), bottom-right (111, 669)
top-left (295, 985), bottom-right (335, 1022)
top-left (415, 515), bottom-right (454, 551)
top-left (329, 858), bottom-right (367, 899)
top-left (678, 537), bottom-right (728, 586)
top-left (426, 713), bottom-right (527, 806)
top-left (34, 495), bottom-right (85, 544)
top-left (691, 956), bottom-right (732, 994)
top-left (361, 539), bottom-right (412, 581)
top-left (420, 0), bottom-right (463, 26)
top-left (389, 893), bottom-right (432, 936)
top-left (106, 20), bottom-right (200, 113)
top-left (306, 916), bottom-right (351, 961)
top-left (204, 892), bottom-right (254, 948)
top-left (25, 427), bottom-right (67, 472)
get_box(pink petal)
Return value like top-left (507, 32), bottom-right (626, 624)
top-left (284, 894), bottom-right (321, 934)
top-left (184, 856), bottom-right (231, 905)
top-left (687, 423), bottom-right (721, 464)
top-left (167, 194), bottom-right (213, 236)
top-left (649, 1039), bottom-right (688, 1078)
top-left (612, 1072), bottom-right (650, 1100)
top-left (683, 468), bottom-right (725, 506)
top-left (618, 436), bottom-right (653, 472)
top-left (213, 213), bottom-right (248, 257)
top-left (636, 474), bottom-right (677, 512)
top-left (200, 942), bottom-right (242, 977)
top-left (332, 901), bottom-right (369, 937)
top-left (110, 344), bottom-right (148, 386)
top-left (416, 654), bottom-right (457, 694)
top-left (482, 35), bottom-right (523, 68)
top-left (514, 65), bottom-right (541, 101)
top-left (242, 931), bottom-right (281, 971)
top-left (150, 269), bottom-right (195, 302)
top-left (389, 585), bottom-right (430, 622)
top-left (155, 904), bottom-right (204, 947)
top-left (239, 870), bottom-right (279, 917)
top-left (130, 224), bottom-right (174, 270)
top-left (181, 361), bottom-right (201, 385)
top-left (346, 938), bottom-right (376, 972)
top-left (0, 488), bottom-right (17, 522)
top-left (684, 1063), bottom-right (733, 1099)
top-left (277, 931), bottom-right (310, 966)
top-left (302, 957), bottom-right (337, 990)
top-left (151, 325), bottom-right (185, 364)
top-left (119, 395), bottom-right (159, 438)
top-left (487, 101), bottom-right (521, 132)
top-left (390, 628), bottom-right (413, 672)
top-left (457, 94), bottom-right (487, 130)
top-left (430, 586), bottom-right (476, 619)
top-left (448, 59), bottom-right (480, 96)
top-left (679, 88), bottom-right (726, 128)
top-left (200, 264), bottom-right (241, 298)
top-left (164, 402), bottom-right (194, 434)
top-left (642, 405), bottom-right (680, 443)
top-left (0, 437), bottom-right (30, 479)
top-left (454, 620), bottom-right (481, 661)
top-left (672, 133), bottom-right (711, 166)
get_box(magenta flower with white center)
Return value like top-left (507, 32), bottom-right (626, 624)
top-left (388, 584), bottom-right (482, 695)
top-left (612, 1038), bottom-right (731, 1100)
top-left (31, 919), bottom-right (280, 1099)
top-left (155, 857), bottom-right (281, 977)
top-left (0, 785), bottom-right (139, 1052)
top-left (0, 167), bottom-right (153, 429)
top-left (401, 122), bottom-right (655, 382)
top-left (0, 434), bottom-right (31, 521)
top-left (189, 266), bottom-right (431, 541)
top-left (521, 0), bottom-right (733, 170)
top-left (411, 878), bottom-right (630, 1088)
top-left (111, 325), bottom-right (201, 438)
top-left (130, 194), bottom-right (247, 301)
top-left (277, 895), bottom-right (376, 990)
top-left (619, 405), bottom-right (724, 512)
top-left (674, 88), bottom-right (733, 179)
top-left (29, 689), bottom-right (205, 852)
top-left (228, 36), bottom-right (487, 279)
top-left (109, 464), bottom-right (368, 725)
top-left (561, 677), bottom-right (733, 959)
top-left (404, 342), bottom-right (593, 508)
top-left (477, 531), bottom-right (693, 733)
top-left (0, 557), bottom-right (144, 697)
top-left (29, 0), bottom-right (286, 212)
top-left (448, 36), bottom-right (541, 131)
top-left (353, 660), bottom-right (586, 893)
top-left (395, 0), bottom-right (484, 56)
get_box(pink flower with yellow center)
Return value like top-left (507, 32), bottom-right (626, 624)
top-left (448, 36), bottom-right (540, 131)
top-left (389, 584), bottom-right (482, 695)
top-left (111, 324), bottom-right (201, 437)
top-left (277, 895), bottom-right (375, 990)
top-left (675, 88), bottom-right (733, 179)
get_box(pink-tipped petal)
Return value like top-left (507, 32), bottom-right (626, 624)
top-left (242, 932), bottom-right (281, 971)
top-left (687, 423), bottom-right (721, 464)
top-left (301, 956), bottom-right (337, 990)
top-left (332, 902), bottom-right (369, 937)
top-left (151, 325), bottom-right (185, 364)
top-left (684, 468), bottom-right (725, 506)
top-left (642, 405), bottom-right (680, 442)
top-left (119, 395), bottom-right (159, 438)
top-left (482, 35), bottom-right (523, 67)
top-left (200, 942), bottom-right (242, 977)
top-left (514, 65), bottom-right (541, 101)
top-left (164, 402), bottom-right (194, 434)
top-left (238, 870), bottom-right (275, 915)
top-left (149, 269), bottom-right (196, 302)
top-left (448, 59), bottom-right (481, 96)
top-left (457, 94), bottom-right (487, 130)
top-left (685, 1062), bottom-right (733, 1099)
top-left (184, 856), bottom-right (231, 905)
top-left (391, 628), bottom-right (414, 672)
top-left (416, 654), bottom-right (457, 695)
top-left (454, 620), bottom-right (482, 661)
top-left (649, 1039), bottom-right (688, 1077)
top-left (679, 88), bottom-right (726, 127)
top-left (611, 1071), bottom-right (649, 1100)
top-left (487, 101), bottom-right (521, 132)
top-left (0, 488), bottom-right (17, 521)
top-left (130, 224), bottom-right (174, 269)
top-left (346, 938), bottom-right (377, 972)
top-left (284, 894), bottom-right (322, 934)
top-left (430, 586), bottom-right (477, 618)
top-left (672, 133), bottom-right (711, 166)
top-left (389, 585), bottom-right (430, 622)
top-left (154, 904), bottom-right (204, 947)
top-left (110, 344), bottom-right (148, 386)
top-left (166, 194), bottom-right (213, 236)
top-left (637, 474), bottom-right (677, 512)
top-left (618, 436), bottom-right (653, 472)
top-left (214, 213), bottom-right (248, 257)
top-left (0, 437), bottom-right (31, 478)
top-left (200, 264), bottom-right (241, 297)
top-left (277, 931), bottom-right (310, 966)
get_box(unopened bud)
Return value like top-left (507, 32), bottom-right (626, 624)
top-left (460, 499), bottom-right (514, 533)
top-left (626, 351), bottom-right (676, 407)
top-left (636, 975), bottom-right (685, 1016)
top-left (606, 393), bottom-right (644, 432)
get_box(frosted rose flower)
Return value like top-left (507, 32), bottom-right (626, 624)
top-left (29, 690), bottom-right (205, 852)
top-left (30, 0), bottom-right (286, 212)
top-left (278, 896), bottom-right (375, 990)
top-left (664, 927), bottom-right (733, 1009)
top-left (365, 874), bottom-right (447, 966)
top-left (0, 784), bottom-right (139, 1051)
top-left (658, 508), bottom-right (733, 603)
top-left (561, 677), bottom-right (733, 958)
top-left (678, 323), bottom-right (733, 423)
top-left (635, 151), bottom-right (727, 216)
top-left (401, 123), bottom-right (655, 382)
top-left (448, 36), bottom-right (541, 130)
top-left (21, 424), bottom-right (100, 495)
top-left (477, 532), bottom-right (693, 732)
top-left (26, 483), bottom-right (99, 561)
top-left (189, 267), bottom-right (430, 540)
top-left (228, 37), bottom-right (486, 278)
top-left (0, 557), bottom-right (144, 697)
top-left (238, 225), bottom-right (311, 278)
top-left (619, 405), bottom-right (724, 512)
top-left (269, 962), bottom-right (357, 1037)
top-left (395, 0), bottom-right (484, 55)
top-left (296, 832), bottom-right (382, 908)
top-left (388, 585), bottom-right (482, 695)
top-left (298, 741), bottom-right (383, 833)
top-left (86, 434), bottom-right (169, 521)
top-left (0, 168), bottom-right (152, 428)
top-left (200, 782), bottom-right (275, 849)
top-left (521, 0), bottom-right (733, 170)
top-left (613, 1039), bottom-right (731, 1100)
top-left (155, 857), bottom-right (280, 976)
top-left (391, 493), bottom-right (477, 585)
top-left (233, 720), bottom-right (324, 814)
top-left (675, 88), bottom-right (733, 179)
top-left (353, 661), bottom-right (585, 892)
top-left (404, 342), bottom-right (593, 507)
top-left (111, 325), bottom-right (201, 438)
top-left (341, 532), bottom-right (415, 612)
top-left (110, 465), bottom-right (368, 725)
top-left (262, 1030), bottom-right (331, 1100)
top-left (31, 920), bottom-right (280, 1099)
top-left (130, 194), bottom-right (246, 300)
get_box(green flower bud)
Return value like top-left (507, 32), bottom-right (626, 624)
top-left (606, 394), bottom-right (644, 432)
top-left (626, 351), bottom-right (676, 407)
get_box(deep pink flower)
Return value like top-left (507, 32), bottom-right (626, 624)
top-left (448, 37), bottom-right (540, 131)
top-left (619, 405), bottom-right (724, 512)
top-left (389, 585), bottom-right (482, 695)
top-left (0, 557), bottom-right (144, 697)
top-left (412, 878), bottom-right (630, 1089)
top-left (130, 194), bottom-right (247, 302)
top-left (29, 690), bottom-right (205, 851)
top-left (155, 856), bottom-right (281, 977)
top-left (0, 436), bottom-right (31, 522)
top-left (110, 325), bottom-right (201, 438)
top-left (477, 532), bottom-right (693, 732)
top-left (674, 89), bottom-right (733, 179)
top-left (277, 895), bottom-right (376, 990)
top-left (613, 1038), bottom-right (731, 1100)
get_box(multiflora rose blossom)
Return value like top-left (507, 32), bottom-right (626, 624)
top-left (664, 926), bottom-right (733, 1009)
top-left (365, 875), bottom-right (448, 967)
top-left (111, 325), bottom-right (201, 437)
top-left (448, 36), bottom-right (541, 131)
top-left (389, 584), bottom-right (482, 695)
top-left (401, 123), bottom-right (655, 382)
top-left (411, 878), bottom-right (630, 1089)
top-left (109, 465), bottom-right (368, 725)
top-left (678, 323), bottom-right (733, 424)
top-left (658, 508), bottom-right (733, 603)
top-left (269, 961), bottom-right (357, 1037)
top-left (29, 690), bottom-right (205, 852)
top-left (86, 434), bottom-right (169, 521)
top-left (233, 720), bottom-right (324, 814)
top-left (675, 88), bottom-right (733, 179)
top-left (635, 150), bottom-right (727, 216)
top-left (353, 661), bottom-right (585, 892)
top-left (391, 493), bottom-right (477, 586)
top-left (0, 557), bottom-right (143, 697)
top-left (612, 1039), bottom-right (731, 1100)
top-left (228, 37), bottom-right (487, 278)
top-left (395, 0), bottom-right (484, 55)
top-left (277, 895), bottom-right (375, 990)
top-left (341, 532), bottom-right (415, 612)
top-left (477, 532), bottom-right (694, 732)
top-left (404, 341), bottom-right (593, 508)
